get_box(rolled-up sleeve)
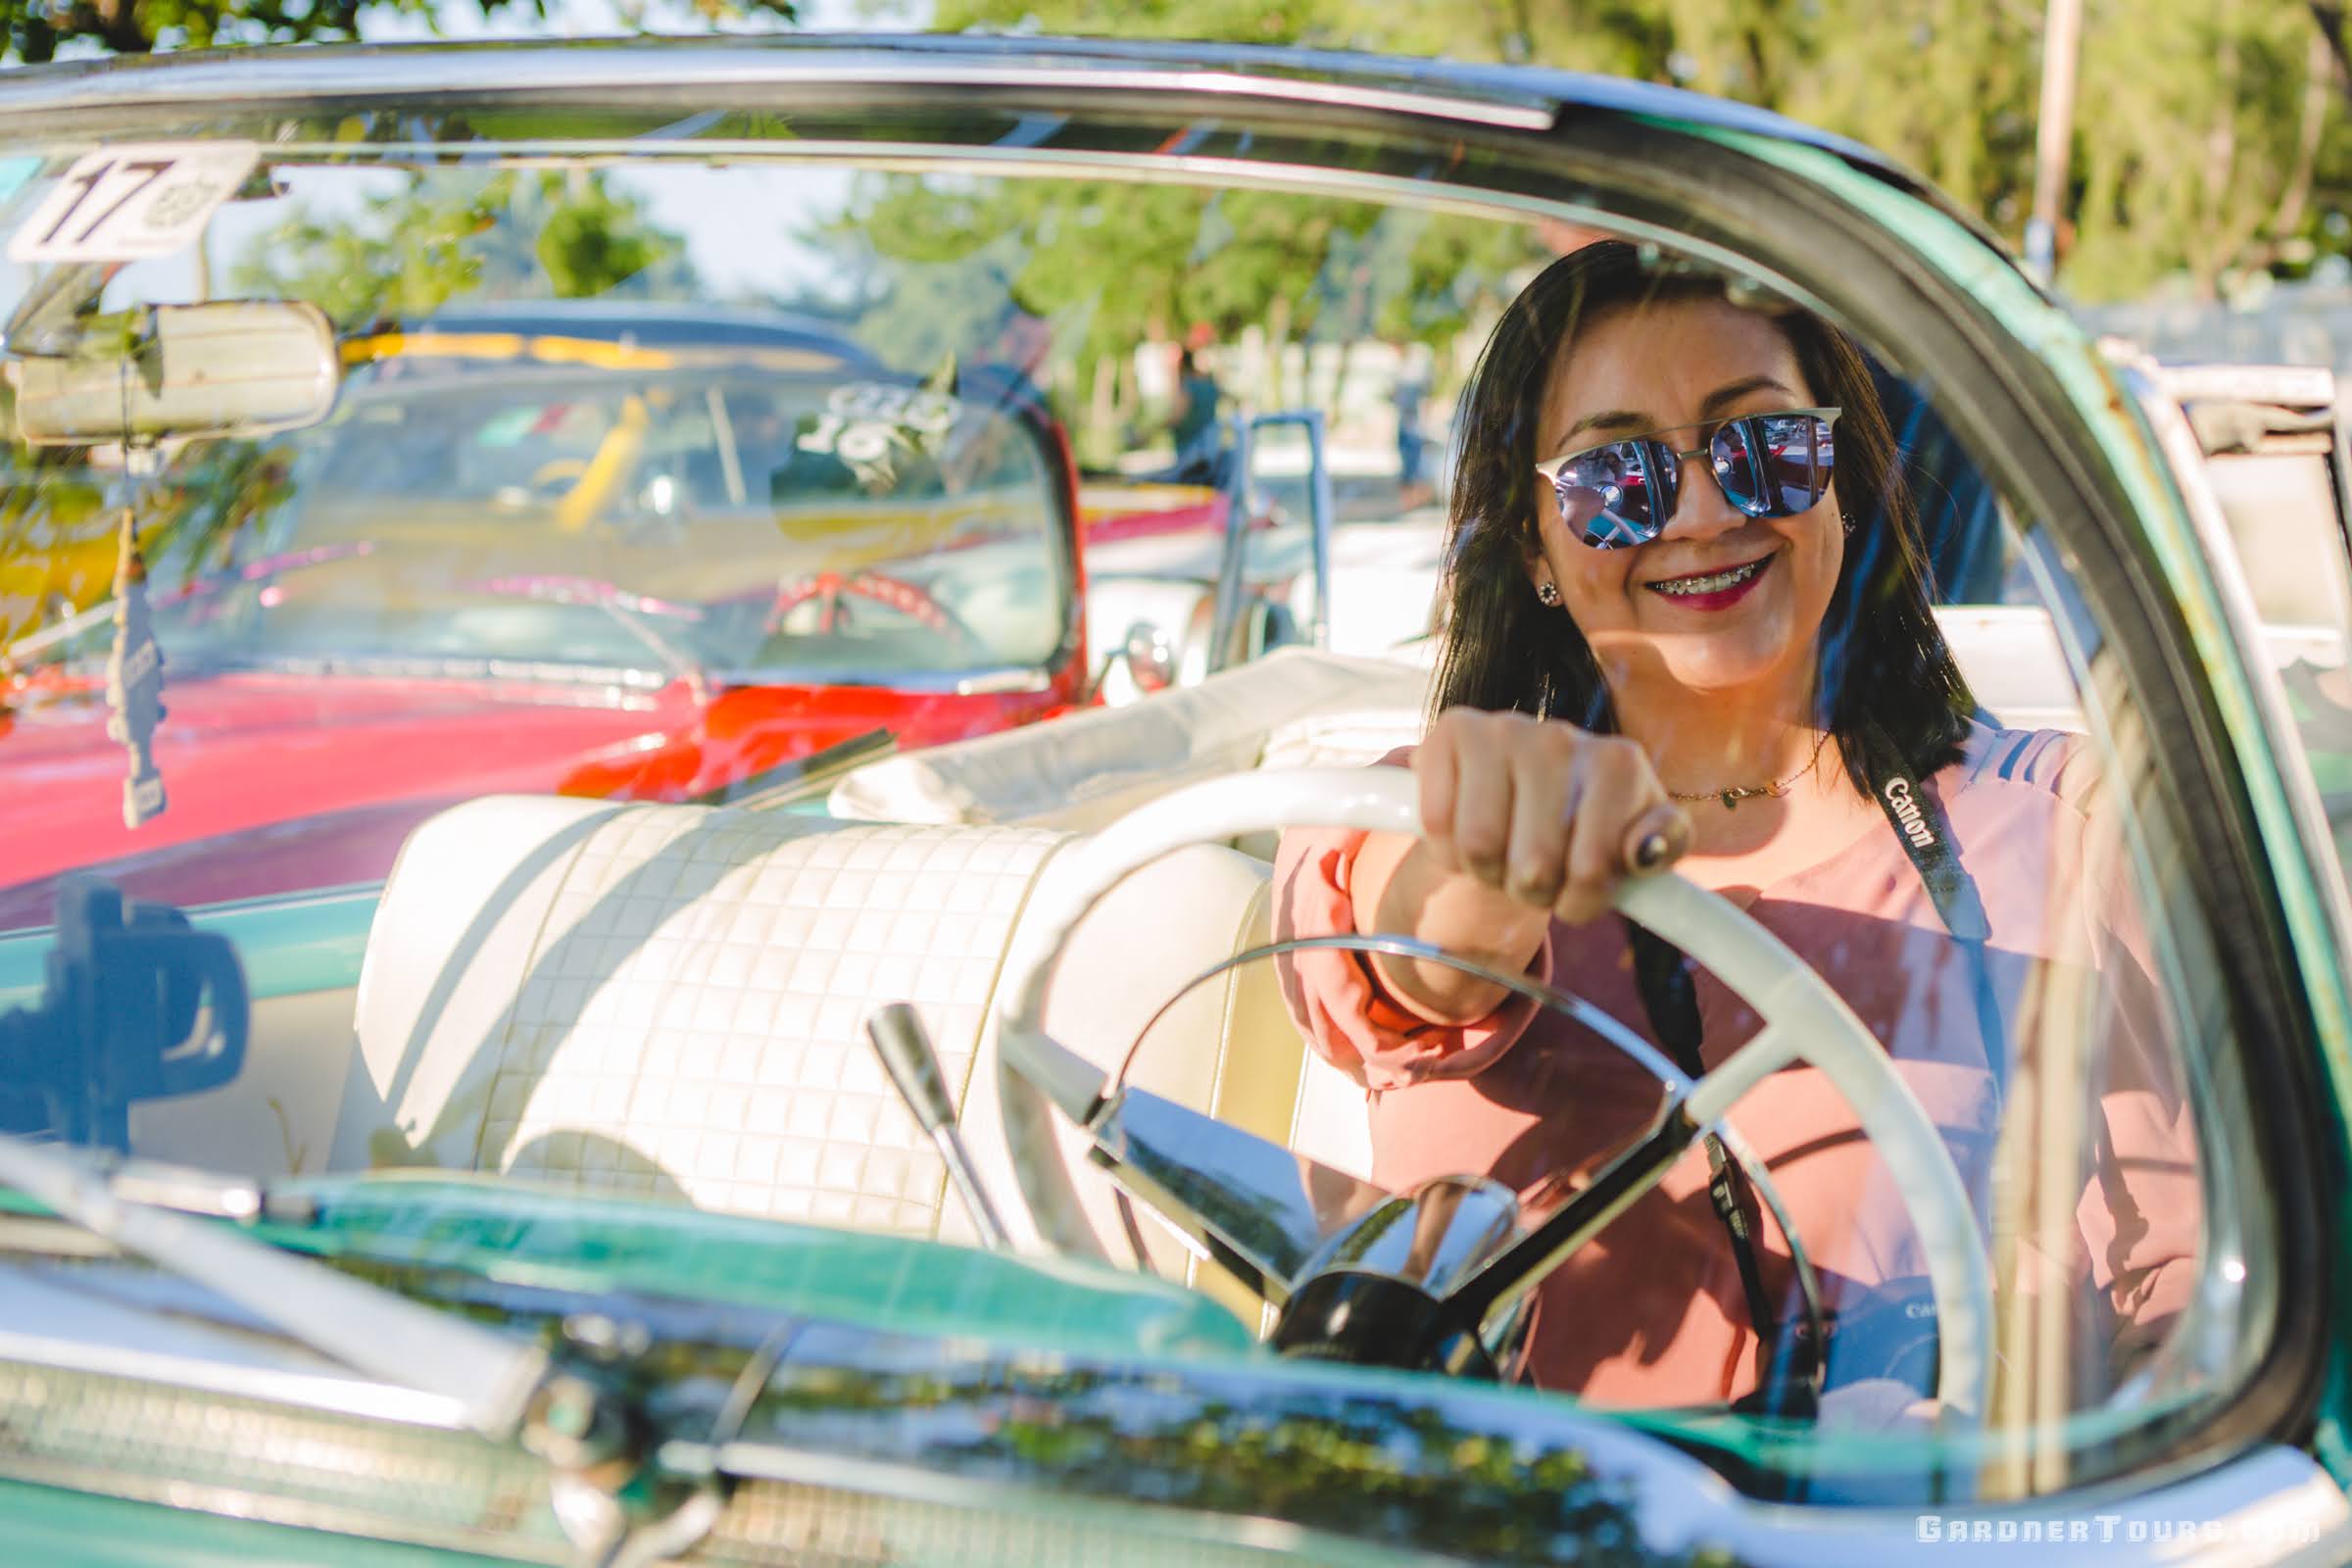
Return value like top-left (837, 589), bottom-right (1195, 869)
top-left (1271, 812), bottom-right (1552, 1093)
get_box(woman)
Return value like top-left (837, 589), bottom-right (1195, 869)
top-left (1275, 243), bottom-right (2198, 1419)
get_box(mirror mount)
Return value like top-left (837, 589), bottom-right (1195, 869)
top-left (2, 260), bottom-right (122, 360)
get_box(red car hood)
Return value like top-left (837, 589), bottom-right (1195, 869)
top-left (0, 668), bottom-right (1070, 926)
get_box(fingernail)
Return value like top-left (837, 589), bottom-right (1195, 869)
top-left (1633, 830), bottom-right (1671, 871)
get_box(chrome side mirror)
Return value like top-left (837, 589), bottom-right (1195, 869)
top-left (1121, 619), bottom-right (1178, 695)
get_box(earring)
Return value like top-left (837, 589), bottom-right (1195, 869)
top-left (1841, 513), bottom-right (1855, 535)
top-left (1537, 581), bottom-right (1561, 606)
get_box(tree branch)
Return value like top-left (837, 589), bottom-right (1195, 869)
top-left (2266, 24), bottom-right (2335, 243)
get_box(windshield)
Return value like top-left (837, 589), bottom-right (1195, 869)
top-left (23, 358), bottom-right (1064, 682)
top-left (0, 96), bottom-right (2302, 1530)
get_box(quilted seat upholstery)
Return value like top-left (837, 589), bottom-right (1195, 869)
top-left (337, 792), bottom-right (1367, 1250)
top-left (338, 798), bottom-right (1063, 1232)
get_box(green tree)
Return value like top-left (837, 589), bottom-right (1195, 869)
top-left (809, 172), bottom-right (1546, 456)
top-left (231, 168), bottom-right (699, 327)
top-left (2068, 0), bottom-right (2340, 299)
top-left (0, 0), bottom-right (793, 65)
top-left (938, 0), bottom-right (2352, 303)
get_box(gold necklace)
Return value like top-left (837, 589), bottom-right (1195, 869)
top-left (1667, 730), bottom-right (1833, 810)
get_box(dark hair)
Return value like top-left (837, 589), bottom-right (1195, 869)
top-left (1431, 241), bottom-right (1975, 792)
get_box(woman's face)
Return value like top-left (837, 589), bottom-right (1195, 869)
top-left (1529, 295), bottom-right (1842, 708)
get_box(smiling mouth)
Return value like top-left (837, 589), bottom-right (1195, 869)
top-left (1643, 555), bottom-right (1774, 599)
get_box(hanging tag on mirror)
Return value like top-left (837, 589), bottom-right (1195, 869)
top-left (102, 500), bottom-right (167, 828)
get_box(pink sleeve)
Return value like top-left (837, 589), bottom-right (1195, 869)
top-left (1270, 759), bottom-right (1552, 1092)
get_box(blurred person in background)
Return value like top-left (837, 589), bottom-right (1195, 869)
top-left (1165, 344), bottom-right (1227, 486)
top-left (1393, 338), bottom-right (1434, 511)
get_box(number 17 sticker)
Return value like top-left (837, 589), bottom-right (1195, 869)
top-left (8, 141), bottom-right (258, 266)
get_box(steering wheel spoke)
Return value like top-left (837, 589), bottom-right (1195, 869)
top-left (1684, 1021), bottom-right (1798, 1122)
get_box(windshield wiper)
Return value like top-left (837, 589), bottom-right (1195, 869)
top-left (692, 724), bottom-right (896, 808)
top-left (0, 878), bottom-right (749, 1562)
top-left (0, 882), bottom-right (567, 1443)
top-left (464, 572), bottom-right (712, 700)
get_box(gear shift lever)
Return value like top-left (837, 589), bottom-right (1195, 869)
top-left (863, 1003), bottom-right (1013, 1252)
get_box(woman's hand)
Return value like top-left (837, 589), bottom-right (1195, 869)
top-left (1413, 708), bottom-right (1690, 925)
top-left (1347, 710), bottom-right (1690, 1027)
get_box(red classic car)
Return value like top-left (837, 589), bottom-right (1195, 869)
top-left (0, 302), bottom-right (1098, 924)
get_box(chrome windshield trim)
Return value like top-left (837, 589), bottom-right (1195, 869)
top-left (0, 41), bottom-right (1555, 131)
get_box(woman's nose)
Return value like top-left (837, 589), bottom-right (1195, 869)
top-left (1657, 456), bottom-right (1747, 543)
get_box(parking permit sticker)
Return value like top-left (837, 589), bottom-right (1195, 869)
top-left (8, 142), bottom-right (258, 265)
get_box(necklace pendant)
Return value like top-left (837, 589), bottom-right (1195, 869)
top-left (1720, 789), bottom-right (1740, 810)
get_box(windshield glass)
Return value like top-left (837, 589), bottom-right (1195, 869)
top-left (29, 353), bottom-right (1063, 680)
top-left (0, 108), bottom-right (2295, 1521)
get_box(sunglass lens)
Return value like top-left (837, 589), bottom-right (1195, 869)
top-left (1554, 441), bottom-right (1660, 549)
top-left (1720, 413), bottom-right (1836, 516)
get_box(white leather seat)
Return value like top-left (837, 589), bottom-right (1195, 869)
top-left (338, 799), bottom-right (1067, 1231)
top-left (338, 792), bottom-right (1369, 1263)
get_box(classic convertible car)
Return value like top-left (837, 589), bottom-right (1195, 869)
top-left (0, 299), bottom-right (1102, 925)
top-left (0, 32), bottom-right (2349, 1568)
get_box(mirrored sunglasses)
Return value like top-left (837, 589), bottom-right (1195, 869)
top-left (1534, 407), bottom-right (1840, 550)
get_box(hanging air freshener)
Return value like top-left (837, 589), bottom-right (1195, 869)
top-left (102, 495), bottom-right (166, 827)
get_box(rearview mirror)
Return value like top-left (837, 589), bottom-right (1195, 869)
top-left (8, 300), bottom-right (338, 448)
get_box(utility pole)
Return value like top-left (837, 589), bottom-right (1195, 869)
top-left (2026, 0), bottom-right (2085, 287)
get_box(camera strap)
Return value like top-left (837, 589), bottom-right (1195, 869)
top-left (1625, 728), bottom-right (2003, 1408)
top-left (1861, 727), bottom-right (2008, 1102)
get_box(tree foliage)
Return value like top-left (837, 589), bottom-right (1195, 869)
top-left (231, 169), bottom-right (699, 327)
top-left (808, 172), bottom-right (1548, 456)
top-left (937, 0), bottom-right (2352, 304)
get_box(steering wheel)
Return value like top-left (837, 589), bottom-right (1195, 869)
top-left (993, 766), bottom-right (1993, 1421)
top-left (766, 569), bottom-right (987, 654)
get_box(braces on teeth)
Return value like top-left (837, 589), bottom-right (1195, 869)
top-left (1653, 561), bottom-right (1765, 595)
